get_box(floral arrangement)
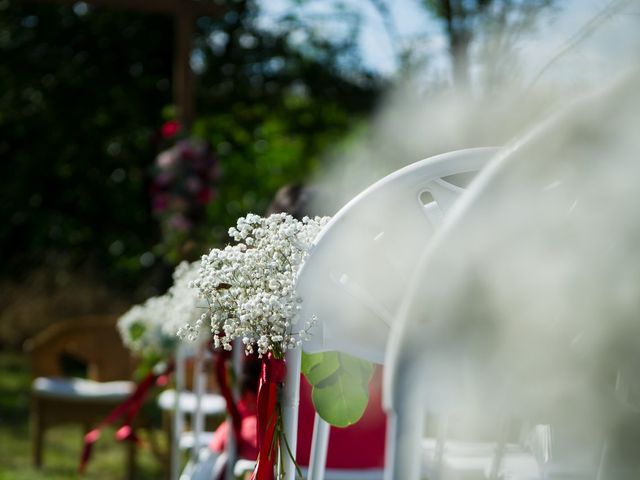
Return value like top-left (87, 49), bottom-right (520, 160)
top-left (179, 213), bottom-right (330, 358)
top-left (117, 295), bottom-right (176, 364)
top-left (118, 261), bottom-right (205, 366)
top-left (178, 213), bottom-right (329, 480)
top-left (151, 137), bottom-right (219, 262)
top-left (89, 261), bottom-right (205, 472)
top-left (166, 260), bottom-right (207, 330)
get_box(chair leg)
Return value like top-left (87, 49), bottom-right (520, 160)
top-left (163, 410), bottom-right (173, 480)
top-left (32, 400), bottom-right (44, 468)
top-left (125, 438), bottom-right (137, 480)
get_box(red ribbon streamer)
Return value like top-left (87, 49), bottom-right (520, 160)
top-left (78, 361), bottom-right (174, 474)
top-left (250, 353), bottom-right (287, 480)
top-left (211, 347), bottom-right (245, 480)
top-left (213, 349), bottom-right (242, 441)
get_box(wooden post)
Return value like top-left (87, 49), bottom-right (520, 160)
top-left (174, 1), bottom-right (196, 127)
top-left (27, 0), bottom-right (225, 127)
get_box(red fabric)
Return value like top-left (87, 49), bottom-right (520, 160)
top-left (210, 393), bottom-right (259, 459)
top-left (297, 366), bottom-right (387, 469)
top-left (250, 354), bottom-right (287, 480)
top-left (214, 350), bottom-right (242, 438)
top-left (79, 361), bottom-right (174, 474)
top-left (211, 366), bottom-right (387, 470)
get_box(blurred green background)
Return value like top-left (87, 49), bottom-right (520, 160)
top-left (0, 0), bottom-right (385, 348)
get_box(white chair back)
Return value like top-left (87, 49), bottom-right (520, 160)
top-left (281, 148), bottom-right (497, 480)
top-left (384, 74), bottom-right (640, 480)
top-left (297, 147), bottom-right (497, 364)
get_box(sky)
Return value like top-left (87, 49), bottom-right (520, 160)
top-left (257, 0), bottom-right (439, 76)
top-left (257, 0), bottom-right (637, 84)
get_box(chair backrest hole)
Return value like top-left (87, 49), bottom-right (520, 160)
top-left (60, 352), bottom-right (88, 378)
top-left (442, 172), bottom-right (476, 188)
top-left (420, 190), bottom-right (435, 206)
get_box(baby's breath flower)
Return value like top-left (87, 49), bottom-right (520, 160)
top-left (181, 213), bottom-right (329, 356)
top-left (118, 261), bottom-right (206, 360)
top-left (117, 295), bottom-right (176, 359)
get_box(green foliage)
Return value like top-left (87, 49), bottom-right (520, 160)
top-left (188, 0), bottom-right (383, 245)
top-left (191, 94), bottom-right (360, 244)
top-left (301, 351), bottom-right (374, 427)
top-left (0, 0), bottom-right (172, 288)
top-left (129, 322), bottom-right (146, 342)
top-left (0, 0), bottom-right (381, 292)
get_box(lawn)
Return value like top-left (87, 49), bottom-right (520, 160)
top-left (0, 353), bottom-right (167, 480)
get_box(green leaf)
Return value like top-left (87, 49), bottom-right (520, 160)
top-left (302, 351), bottom-right (374, 427)
top-left (338, 353), bottom-right (374, 386)
top-left (311, 367), bottom-right (369, 427)
top-left (301, 352), bottom-right (340, 385)
top-left (129, 322), bottom-right (146, 341)
top-left (301, 351), bottom-right (324, 375)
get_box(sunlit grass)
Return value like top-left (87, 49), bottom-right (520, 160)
top-left (0, 353), bottom-right (167, 480)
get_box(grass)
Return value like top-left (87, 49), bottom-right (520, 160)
top-left (0, 352), bottom-right (167, 480)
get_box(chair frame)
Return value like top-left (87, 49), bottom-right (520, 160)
top-left (26, 315), bottom-right (136, 479)
top-left (282, 148), bottom-right (498, 480)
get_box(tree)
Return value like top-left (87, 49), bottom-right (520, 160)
top-left (0, 1), bottom-right (173, 284)
top-left (423, 0), bottom-right (555, 88)
top-left (0, 0), bottom-right (382, 291)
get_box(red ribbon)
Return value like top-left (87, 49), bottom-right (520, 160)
top-left (213, 348), bottom-right (242, 441)
top-left (78, 361), bottom-right (174, 474)
top-left (250, 353), bottom-right (287, 480)
top-left (211, 347), bottom-right (245, 480)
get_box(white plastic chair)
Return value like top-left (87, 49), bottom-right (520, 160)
top-left (160, 342), bottom-right (226, 480)
top-left (280, 148), bottom-right (498, 480)
top-left (384, 76), bottom-right (640, 480)
top-left (379, 144), bottom-right (560, 479)
top-left (380, 150), bottom-right (585, 479)
top-left (178, 339), bottom-right (246, 480)
top-left (298, 147), bottom-right (496, 364)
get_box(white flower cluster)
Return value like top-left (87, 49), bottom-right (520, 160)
top-left (166, 261), bottom-right (208, 333)
top-left (117, 295), bottom-right (176, 359)
top-left (118, 261), bottom-right (205, 360)
top-left (179, 213), bottom-right (329, 357)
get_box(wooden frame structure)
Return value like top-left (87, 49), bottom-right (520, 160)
top-left (30, 0), bottom-right (227, 126)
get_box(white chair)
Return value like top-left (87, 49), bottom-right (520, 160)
top-left (177, 339), bottom-right (246, 480)
top-left (379, 145), bottom-right (561, 478)
top-left (298, 147), bottom-right (496, 364)
top-left (280, 148), bottom-right (498, 480)
top-left (160, 342), bottom-right (226, 480)
top-left (235, 461), bottom-right (385, 480)
top-left (381, 150), bottom-right (585, 479)
top-left (384, 75), bottom-right (640, 480)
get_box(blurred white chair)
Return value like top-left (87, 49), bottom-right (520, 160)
top-left (160, 342), bottom-right (226, 480)
top-left (298, 147), bottom-right (496, 364)
top-left (419, 420), bottom-right (548, 480)
top-left (380, 147), bottom-right (553, 479)
top-left (382, 84), bottom-right (639, 479)
top-left (178, 339), bottom-right (246, 480)
top-left (234, 459), bottom-right (384, 480)
top-left (281, 148), bottom-right (498, 480)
